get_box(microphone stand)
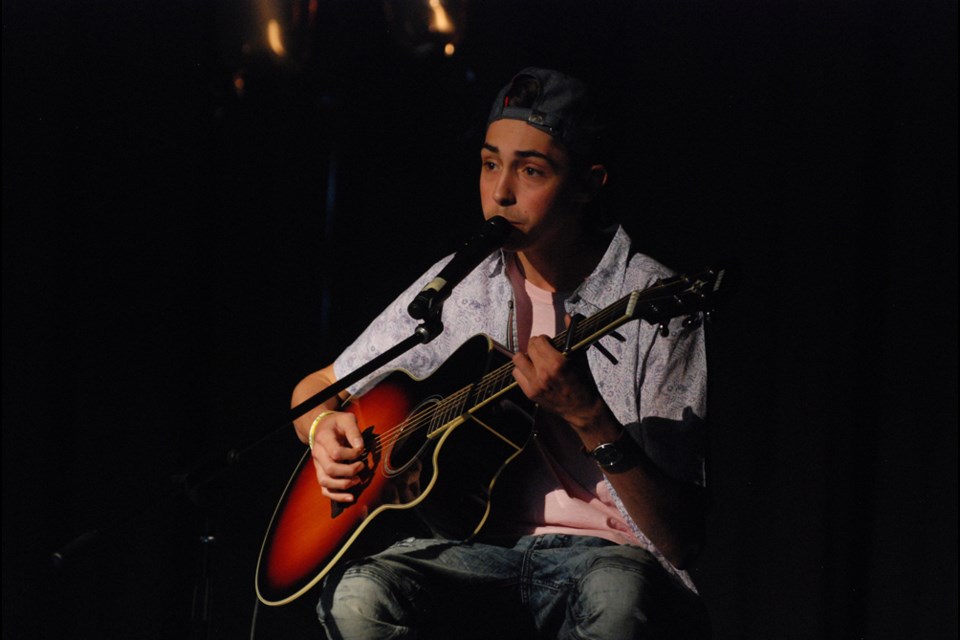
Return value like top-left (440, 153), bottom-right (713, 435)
top-left (275, 315), bottom-right (442, 444)
top-left (50, 312), bottom-right (446, 638)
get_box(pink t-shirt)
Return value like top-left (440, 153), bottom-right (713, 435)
top-left (484, 413), bottom-right (640, 546)
top-left (484, 269), bottom-right (641, 546)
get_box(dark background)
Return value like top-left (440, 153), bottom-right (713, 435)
top-left (3, 1), bottom-right (956, 638)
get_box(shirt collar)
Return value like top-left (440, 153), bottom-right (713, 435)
top-left (569, 225), bottom-right (631, 310)
top-left (487, 225), bottom-right (631, 310)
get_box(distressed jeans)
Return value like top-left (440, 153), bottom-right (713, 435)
top-left (317, 534), bottom-right (709, 640)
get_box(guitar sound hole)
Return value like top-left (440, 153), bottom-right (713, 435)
top-left (382, 396), bottom-right (441, 478)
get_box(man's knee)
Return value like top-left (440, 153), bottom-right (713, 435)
top-left (318, 563), bottom-right (420, 640)
top-left (569, 548), bottom-right (707, 639)
top-left (574, 552), bottom-right (657, 625)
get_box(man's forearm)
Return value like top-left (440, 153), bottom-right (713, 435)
top-left (570, 402), bottom-right (705, 569)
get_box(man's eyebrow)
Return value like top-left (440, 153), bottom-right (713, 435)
top-left (481, 143), bottom-right (560, 171)
top-left (517, 149), bottom-right (560, 171)
top-left (516, 149), bottom-right (551, 161)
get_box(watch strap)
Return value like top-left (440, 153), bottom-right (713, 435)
top-left (586, 430), bottom-right (639, 471)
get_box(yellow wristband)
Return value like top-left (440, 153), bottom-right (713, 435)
top-left (308, 410), bottom-right (336, 451)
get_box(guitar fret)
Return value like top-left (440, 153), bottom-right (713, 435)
top-left (443, 388), bottom-right (466, 426)
top-left (452, 389), bottom-right (467, 420)
top-left (476, 370), bottom-right (501, 403)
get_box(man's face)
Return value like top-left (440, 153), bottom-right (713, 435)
top-left (479, 119), bottom-right (581, 253)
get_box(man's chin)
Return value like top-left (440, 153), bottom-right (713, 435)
top-left (501, 236), bottom-right (529, 253)
top-left (481, 214), bottom-right (526, 250)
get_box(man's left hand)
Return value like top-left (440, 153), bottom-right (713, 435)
top-left (511, 335), bottom-right (608, 431)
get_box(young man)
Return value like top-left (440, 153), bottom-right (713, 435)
top-left (292, 67), bottom-right (710, 639)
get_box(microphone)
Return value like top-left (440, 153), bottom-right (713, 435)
top-left (408, 215), bottom-right (513, 320)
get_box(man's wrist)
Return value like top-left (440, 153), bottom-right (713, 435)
top-left (584, 429), bottom-right (640, 471)
top-left (564, 397), bottom-right (615, 434)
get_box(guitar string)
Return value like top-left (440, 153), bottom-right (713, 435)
top-left (360, 283), bottom-right (701, 456)
top-left (358, 294), bottom-right (635, 457)
top-left (362, 290), bottom-right (663, 457)
top-left (359, 307), bottom-right (611, 456)
top-left (355, 282), bottom-right (704, 458)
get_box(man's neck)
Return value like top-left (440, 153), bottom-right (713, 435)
top-left (515, 227), bottom-right (608, 293)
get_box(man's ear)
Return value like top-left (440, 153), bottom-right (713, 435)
top-left (573, 164), bottom-right (608, 203)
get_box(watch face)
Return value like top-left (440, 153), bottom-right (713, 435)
top-left (591, 442), bottom-right (624, 467)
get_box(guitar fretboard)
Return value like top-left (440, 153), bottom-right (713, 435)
top-left (468, 290), bottom-right (639, 408)
top-left (367, 267), bottom-right (722, 456)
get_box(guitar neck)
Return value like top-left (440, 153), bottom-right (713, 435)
top-left (467, 291), bottom-right (640, 410)
top-left (424, 267), bottom-right (724, 435)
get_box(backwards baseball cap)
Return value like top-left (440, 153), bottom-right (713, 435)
top-left (487, 67), bottom-right (604, 162)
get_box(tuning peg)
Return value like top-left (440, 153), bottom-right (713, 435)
top-left (682, 313), bottom-right (703, 329)
top-left (658, 323), bottom-right (670, 337)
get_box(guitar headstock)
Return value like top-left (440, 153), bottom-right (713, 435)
top-left (628, 265), bottom-right (728, 328)
top-left (551, 264), bottom-right (732, 356)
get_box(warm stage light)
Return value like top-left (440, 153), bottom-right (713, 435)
top-left (267, 18), bottom-right (286, 57)
top-left (384, 0), bottom-right (468, 58)
top-left (428, 0), bottom-right (453, 34)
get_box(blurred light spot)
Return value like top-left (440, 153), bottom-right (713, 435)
top-left (428, 0), bottom-right (454, 34)
top-left (444, 42), bottom-right (455, 57)
top-left (233, 72), bottom-right (246, 97)
top-left (267, 19), bottom-right (286, 56)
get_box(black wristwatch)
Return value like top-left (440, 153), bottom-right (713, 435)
top-left (587, 433), bottom-right (637, 471)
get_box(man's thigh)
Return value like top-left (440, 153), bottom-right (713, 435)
top-left (318, 537), bottom-right (533, 640)
top-left (527, 537), bottom-right (709, 640)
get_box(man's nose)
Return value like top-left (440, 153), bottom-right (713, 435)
top-left (493, 173), bottom-right (516, 206)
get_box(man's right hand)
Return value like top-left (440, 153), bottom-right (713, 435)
top-left (291, 365), bottom-right (365, 504)
top-left (307, 410), bottom-right (367, 503)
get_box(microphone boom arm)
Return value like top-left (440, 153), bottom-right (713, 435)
top-left (407, 216), bottom-right (513, 320)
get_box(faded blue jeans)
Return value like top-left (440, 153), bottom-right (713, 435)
top-left (317, 534), bottom-right (709, 640)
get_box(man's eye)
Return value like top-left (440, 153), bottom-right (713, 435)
top-left (523, 166), bottom-right (544, 177)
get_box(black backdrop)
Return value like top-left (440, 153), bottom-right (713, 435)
top-left (3, 1), bottom-right (956, 639)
